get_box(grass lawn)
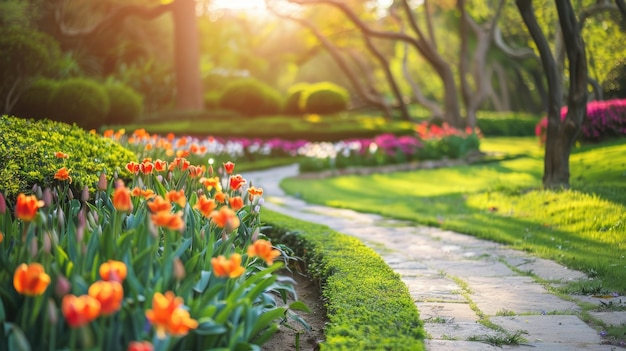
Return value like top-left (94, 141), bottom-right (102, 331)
top-left (281, 137), bottom-right (626, 293)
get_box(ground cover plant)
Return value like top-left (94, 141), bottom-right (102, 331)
top-left (263, 210), bottom-right (425, 350)
top-left (281, 136), bottom-right (626, 293)
top-left (0, 119), bottom-right (307, 350)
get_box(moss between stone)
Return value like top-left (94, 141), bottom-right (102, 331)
top-left (263, 209), bottom-right (425, 351)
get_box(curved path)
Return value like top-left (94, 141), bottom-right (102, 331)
top-left (247, 164), bottom-right (625, 350)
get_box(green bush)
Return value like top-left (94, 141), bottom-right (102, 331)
top-left (103, 82), bottom-right (144, 125)
top-left (301, 82), bottom-right (350, 115)
top-left (283, 83), bottom-right (310, 115)
top-left (0, 27), bottom-right (62, 113)
top-left (12, 78), bottom-right (58, 120)
top-left (203, 91), bottom-right (222, 109)
top-left (219, 79), bottom-right (283, 117)
top-left (0, 115), bottom-right (135, 200)
top-left (264, 210), bottom-right (425, 351)
top-left (48, 78), bottom-right (110, 129)
top-left (476, 111), bottom-right (540, 137)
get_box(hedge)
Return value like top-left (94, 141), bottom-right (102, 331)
top-left (263, 210), bottom-right (425, 351)
top-left (476, 111), bottom-right (540, 137)
top-left (0, 115), bottom-right (135, 200)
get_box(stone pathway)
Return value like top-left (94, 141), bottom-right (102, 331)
top-left (246, 164), bottom-right (626, 350)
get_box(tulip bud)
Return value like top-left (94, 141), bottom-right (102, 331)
top-left (173, 257), bottom-right (186, 281)
top-left (48, 298), bottom-right (58, 325)
top-left (0, 193), bottom-right (6, 214)
top-left (67, 188), bottom-right (73, 201)
top-left (43, 188), bottom-right (52, 208)
top-left (81, 186), bottom-right (89, 203)
top-left (97, 172), bottom-right (108, 191)
top-left (43, 232), bottom-right (52, 253)
top-left (29, 238), bottom-right (38, 257)
top-left (55, 275), bottom-right (71, 298)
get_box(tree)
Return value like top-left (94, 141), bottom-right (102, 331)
top-left (516, 0), bottom-right (588, 189)
top-left (54, 0), bottom-right (202, 111)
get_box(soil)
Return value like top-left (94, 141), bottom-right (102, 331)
top-left (261, 270), bottom-right (327, 351)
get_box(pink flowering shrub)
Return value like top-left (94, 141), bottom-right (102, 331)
top-left (535, 99), bottom-right (626, 143)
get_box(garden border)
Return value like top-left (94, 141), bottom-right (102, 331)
top-left (263, 209), bottom-right (426, 351)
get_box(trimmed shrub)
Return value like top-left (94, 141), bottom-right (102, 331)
top-left (48, 78), bottom-right (110, 129)
top-left (219, 79), bottom-right (283, 117)
top-left (283, 83), bottom-right (310, 115)
top-left (0, 27), bottom-right (61, 113)
top-left (103, 82), bottom-right (144, 125)
top-left (204, 91), bottom-right (222, 109)
top-left (11, 78), bottom-right (58, 120)
top-left (264, 210), bottom-right (425, 351)
top-left (476, 111), bottom-right (540, 137)
top-left (535, 99), bottom-right (626, 143)
top-left (301, 82), bottom-right (349, 115)
top-left (0, 115), bottom-right (135, 200)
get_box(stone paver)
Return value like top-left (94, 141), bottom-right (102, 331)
top-left (246, 164), bottom-right (624, 350)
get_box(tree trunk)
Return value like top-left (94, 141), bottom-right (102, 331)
top-left (172, 0), bottom-right (203, 110)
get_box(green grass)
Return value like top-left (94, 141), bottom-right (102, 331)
top-left (281, 137), bottom-right (626, 292)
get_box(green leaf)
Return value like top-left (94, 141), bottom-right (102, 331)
top-left (289, 301), bottom-right (311, 313)
top-left (193, 270), bottom-right (212, 293)
top-left (194, 320), bottom-right (228, 335)
top-left (6, 323), bottom-right (31, 351)
top-left (249, 307), bottom-right (286, 338)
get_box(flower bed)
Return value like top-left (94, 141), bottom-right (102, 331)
top-left (535, 98), bottom-right (626, 143)
top-left (0, 155), bottom-right (305, 350)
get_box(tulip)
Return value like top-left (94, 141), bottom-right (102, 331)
top-left (62, 294), bottom-right (101, 328)
top-left (13, 263), bottom-right (51, 296)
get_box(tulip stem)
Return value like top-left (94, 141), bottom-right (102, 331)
top-left (69, 328), bottom-right (77, 351)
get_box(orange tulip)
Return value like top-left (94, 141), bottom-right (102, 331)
top-left (54, 167), bottom-right (72, 184)
top-left (214, 191), bottom-right (226, 203)
top-left (126, 161), bottom-right (140, 174)
top-left (228, 196), bottom-right (244, 211)
top-left (211, 254), bottom-right (245, 278)
top-left (128, 341), bottom-right (153, 351)
top-left (55, 151), bottom-right (69, 159)
top-left (229, 174), bottom-right (246, 191)
top-left (88, 280), bottom-right (123, 315)
top-left (62, 294), bottom-right (101, 328)
top-left (210, 207), bottom-right (240, 231)
top-left (223, 161), bottom-right (235, 175)
top-left (165, 190), bottom-right (186, 208)
top-left (13, 263), bottom-right (51, 296)
top-left (113, 184), bottom-right (133, 213)
top-left (247, 186), bottom-right (263, 197)
top-left (131, 187), bottom-right (142, 197)
top-left (15, 194), bottom-right (44, 222)
top-left (200, 176), bottom-right (221, 191)
top-left (0, 231), bottom-right (4, 244)
top-left (145, 291), bottom-right (198, 339)
top-left (154, 159), bottom-right (167, 172)
top-left (194, 195), bottom-right (216, 218)
top-left (247, 240), bottom-right (281, 266)
top-left (139, 161), bottom-right (154, 175)
top-left (147, 196), bottom-right (172, 213)
top-left (99, 260), bottom-right (127, 282)
top-left (151, 211), bottom-right (185, 231)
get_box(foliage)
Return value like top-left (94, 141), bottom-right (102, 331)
top-left (300, 82), bottom-right (350, 115)
top-left (219, 79), bottom-right (283, 117)
top-left (535, 99), bottom-right (626, 143)
top-left (107, 113), bottom-right (416, 142)
top-left (0, 138), bottom-right (301, 350)
top-left (263, 210), bottom-right (425, 350)
top-left (0, 115), bottom-right (135, 200)
top-left (48, 78), bottom-right (110, 130)
top-left (114, 60), bottom-right (176, 113)
top-left (281, 137), bottom-right (626, 293)
top-left (603, 62), bottom-right (626, 99)
top-left (283, 83), bottom-right (309, 115)
top-left (203, 91), bottom-right (222, 109)
top-left (476, 111), bottom-right (540, 137)
top-left (103, 82), bottom-right (144, 125)
top-left (0, 27), bottom-right (62, 113)
top-left (11, 78), bottom-right (58, 120)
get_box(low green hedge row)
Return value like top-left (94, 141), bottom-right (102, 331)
top-left (263, 210), bottom-right (425, 351)
top-left (475, 111), bottom-right (540, 137)
top-left (0, 115), bottom-right (135, 200)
